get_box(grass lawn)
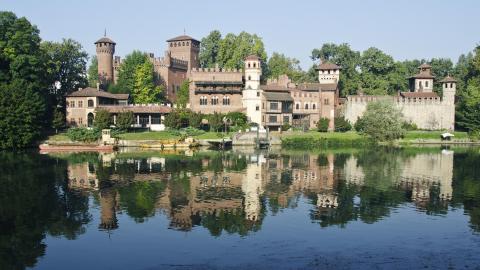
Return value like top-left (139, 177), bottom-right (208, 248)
top-left (46, 133), bottom-right (71, 142)
top-left (403, 131), bottom-right (469, 140)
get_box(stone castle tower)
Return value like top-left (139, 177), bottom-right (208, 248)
top-left (409, 63), bottom-right (434, 92)
top-left (166, 35), bottom-right (200, 71)
top-left (242, 55), bottom-right (263, 125)
top-left (441, 75), bottom-right (456, 105)
top-left (95, 34), bottom-right (116, 86)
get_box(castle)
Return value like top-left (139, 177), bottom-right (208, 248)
top-left (89, 33), bottom-right (456, 131)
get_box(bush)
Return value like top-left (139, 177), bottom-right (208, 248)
top-left (281, 123), bottom-right (291, 131)
top-left (402, 121), bottom-right (418, 131)
top-left (354, 117), bottom-right (367, 132)
top-left (116, 111), bottom-right (134, 131)
top-left (208, 112), bottom-right (224, 132)
top-left (94, 109), bottom-right (111, 130)
top-left (317, 117), bottom-right (330, 132)
top-left (359, 100), bottom-right (406, 141)
top-left (226, 112), bottom-right (247, 126)
top-left (334, 117), bottom-right (352, 132)
top-left (66, 128), bottom-right (100, 142)
top-left (189, 111), bottom-right (203, 129)
top-left (181, 127), bottom-right (205, 137)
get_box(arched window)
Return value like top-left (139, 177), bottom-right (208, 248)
top-left (186, 41), bottom-right (189, 46)
top-left (223, 96), bottom-right (230, 105)
top-left (170, 43), bottom-right (173, 47)
top-left (248, 63), bottom-right (251, 68)
top-left (182, 42), bottom-right (185, 46)
top-left (305, 103), bottom-right (309, 109)
top-left (211, 96), bottom-right (218, 105)
top-left (253, 62), bottom-right (256, 68)
top-left (248, 76), bottom-right (251, 80)
top-left (88, 99), bottom-right (94, 107)
top-left (419, 81), bottom-right (423, 88)
top-left (312, 104), bottom-right (316, 110)
top-left (296, 103), bottom-right (299, 110)
top-left (200, 96), bottom-right (207, 105)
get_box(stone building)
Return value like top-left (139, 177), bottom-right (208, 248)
top-left (344, 64), bottom-right (456, 130)
top-left (97, 34), bottom-right (200, 102)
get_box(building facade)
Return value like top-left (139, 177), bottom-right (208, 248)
top-left (344, 64), bottom-right (456, 130)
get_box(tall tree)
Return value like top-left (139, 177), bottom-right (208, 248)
top-left (199, 30), bottom-right (222, 68)
top-left (132, 61), bottom-right (163, 103)
top-left (176, 80), bottom-right (190, 109)
top-left (266, 52), bottom-right (304, 82)
top-left (0, 11), bottom-right (47, 149)
top-left (112, 50), bottom-right (148, 94)
top-left (87, 55), bottom-right (98, 87)
top-left (41, 39), bottom-right (88, 106)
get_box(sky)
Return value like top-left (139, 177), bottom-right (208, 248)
top-left (2, 0), bottom-right (480, 69)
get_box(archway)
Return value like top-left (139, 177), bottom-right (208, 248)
top-left (87, 113), bottom-right (94, 127)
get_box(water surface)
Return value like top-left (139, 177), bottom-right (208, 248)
top-left (1, 147), bottom-right (480, 269)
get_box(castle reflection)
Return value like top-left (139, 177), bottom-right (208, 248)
top-left (65, 147), bottom-right (465, 234)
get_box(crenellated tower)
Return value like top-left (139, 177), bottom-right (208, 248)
top-left (440, 75), bottom-right (456, 105)
top-left (166, 35), bottom-right (200, 71)
top-left (95, 34), bottom-right (116, 86)
top-left (243, 55), bottom-right (263, 126)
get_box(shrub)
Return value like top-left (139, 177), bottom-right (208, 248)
top-left (317, 117), bottom-right (330, 132)
top-left (66, 128), bottom-right (100, 142)
top-left (116, 111), bottom-right (134, 131)
top-left (359, 100), bottom-right (406, 141)
top-left (208, 112), bottom-right (224, 132)
top-left (188, 111), bottom-right (203, 129)
top-left (354, 117), bottom-right (367, 132)
top-left (334, 117), bottom-right (352, 132)
top-left (281, 123), bottom-right (291, 131)
top-left (402, 121), bottom-right (418, 131)
top-left (94, 109), bottom-right (111, 130)
top-left (226, 112), bottom-right (247, 126)
top-left (181, 127), bottom-right (205, 137)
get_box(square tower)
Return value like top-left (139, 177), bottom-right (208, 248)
top-left (409, 63), bottom-right (435, 92)
top-left (166, 35), bottom-right (200, 70)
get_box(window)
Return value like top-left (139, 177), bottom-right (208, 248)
top-left (182, 42), bottom-right (185, 46)
top-left (257, 91), bottom-right (260, 97)
top-left (248, 63), bottom-right (251, 68)
top-left (222, 96), bottom-right (230, 105)
top-left (304, 103), bottom-right (309, 109)
top-left (172, 85), bottom-right (175, 94)
top-left (295, 103), bottom-right (299, 110)
top-left (324, 99), bottom-right (329, 105)
top-left (70, 101), bottom-right (75, 107)
top-left (419, 81), bottom-right (423, 88)
top-left (256, 105), bottom-right (260, 111)
top-left (78, 101), bottom-right (83, 107)
top-left (170, 43), bottom-right (173, 47)
top-left (426, 81), bottom-right (429, 87)
top-left (186, 41), bottom-right (189, 46)
top-left (211, 96), bottom-right (218, 105)
top-left (450, 83), bottom-right (453, 88)
top-left (270, 102), bottom-right (278, 110)
top-left (200, 96), bottom-right (207, 105)
top-left (70, 118), bottom-right (75, 124)
top-left (283, 116), bottom-right (289, 123)
top-left (78, 118), bottom-right (83, 125)
top-left (269, 115), bottom-right (277, 123)
top-left (248, 76), bottom-right (251, 80)
top-left (88, 99), bottom-right (94, 107)
top-left (253, 62), bottom-right (256, 68)
top-left (312, 104), bottom-right (316, 110)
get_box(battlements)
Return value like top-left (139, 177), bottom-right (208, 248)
top-left (191, 67), bottom-right (240, 73)
top-left (346, 95), bottom-right (443, 105)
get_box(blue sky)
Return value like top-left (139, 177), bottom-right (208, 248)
top-left (3, 0), bottom-right (479, 69)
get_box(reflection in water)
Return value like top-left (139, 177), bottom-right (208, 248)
top-left (1, 147), bottom-right (480, 269)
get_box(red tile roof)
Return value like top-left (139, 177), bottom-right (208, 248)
top-left (166, 35), bottom-right (199, 42)
top-left (97, 105), bottom-right (172, 114)
top-left (67, 88), bottom-right (129, 100)
top-left (316, 62), bottom-right (341, 70)
top-left (439, 76), bottom-right (457, 83)
top-left (95, 37), bottom-right (116, 44)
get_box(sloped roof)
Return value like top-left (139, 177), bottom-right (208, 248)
top-left (297, 83), bottom-right (321, 91)
top-left (95, 37), bottom-right (116, 44)
top-left (400, 92), bottom-right (439, 98)
top-left (439, 76), bottom-right (457, 83)
top-left (418, 63), bottom-right (432, 69)
top-left (166, 35), bottom-right (199, 42)
top-left (67, 88), bottom-right (129, 99)
top-left (316, 62), bottom-right (341, 70)
top-left (245, 55), bottom-right (260, 61)
top-left (97, 105), bottom-right (172, 114)
top-left (263, 92), bottom-right (294, 101)
top-left (320, 83), bottom-right (338, 91)
top-left (260, 85), bottom-right (292, 91)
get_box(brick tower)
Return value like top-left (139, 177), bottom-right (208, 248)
top-left (95, 33), bottom-right (116, 86)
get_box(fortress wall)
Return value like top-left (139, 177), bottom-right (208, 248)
top-left (344, 96), bottom-right (455, 130)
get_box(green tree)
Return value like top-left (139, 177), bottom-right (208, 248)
top-left (116, 111), bottom-right (133, 131)
top-left (334, 116), bottom-right (352, 132)
top-left (176, 80), bottom-right (190, 109)
top-left (359, 100), bottom-right (406, 141)
top-left (52, 108), bottom-right (64, 133)
top-left (317, 117), bottom-right (330, 132)
top-left (93, 109), bottom-right (111, 130)
top-left (188, 111), bottom-right (203, 129)
top-left (41, 39), bottom-right (88, 106)
top-left (132, 61), bottom-right (163, 103)
top-left (113, 50), bottom-right (148, 94)
top-left (87, 55), bottom-right (98, 87)
top-left (456, 46), bottom-right (480, 132)
top-left (0, 12), bottom-right (47, 149)
top-left (217, 32), bottom-right (268, 72)
top-left (266, 52), bottom-right (304, 82)
top-left (199, 30), bottom-right (222, 68)
top-left (208, 112), bottom-right (224, 132)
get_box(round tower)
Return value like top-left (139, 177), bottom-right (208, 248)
top-left (95, 35), bottom-right (116, 86)
top-left (242, 55), bottom-right (263, 126)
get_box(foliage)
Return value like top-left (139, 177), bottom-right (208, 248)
top-left (317, 117), bottom-right (330, 132)
top-left (112, 50), bottom-right (148, 94)
top-left (132, 61), bottom-right (163, 103)
top-left (456, 46), bottom-right (480, 132)
top-left (52, 108), bottom-right (65, 133)
top-left (176, 80), bottom-right (190, 109)
top-left (281, 132), bottom-right (368, 148)
top-left (116, 111), bottom-right (134, 131)
top-left (402, 121), bottom-right (418, 131)
top-left (66, 127), bottom-right (100, 142)
top-left (359, 100), bottom-right (406, 141)
top-left (266, 52), bottom-right (304, 82)
top-left (87, 55), bottom-right (98, 87)
top-left (188, 111), bottom-right (204, 129)
top-left (334, 117), bottom-right (352, 132)
top-left (281, 123), bottom-right (291, 131)
top-left (354, 116), bottom-right (367, 132)
top-left (225, 112), bottom-right (247, 127)
top-left (93, 109), bottom-right (111, 130)
top-left (208, 112), bottom-right (225, 132)
top-left (164, 109), bottom-right (191, 129)
top-left (199, 30), bottom-right (268, 75)
top-left (41, 39), bottom-right (88, 106)
top-left (0, 12), bottom-right (47, 149)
